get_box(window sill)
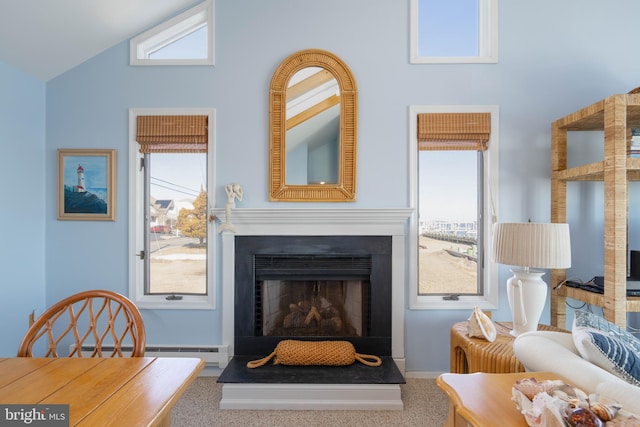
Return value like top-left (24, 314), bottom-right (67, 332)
top-left (133, 294), bottom-right (214, 310)
top-left (409, 295), bottom-right (498, 311)
top-left (410, 56), bottom-right (498, 64)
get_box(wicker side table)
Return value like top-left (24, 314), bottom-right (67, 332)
top-left (450, 321), bottom-right (567, 374)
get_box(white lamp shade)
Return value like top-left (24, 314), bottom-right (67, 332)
top-left (492, 222), bottom-right (571, 269)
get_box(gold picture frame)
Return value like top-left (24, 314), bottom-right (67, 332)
top-left (57, 149), bottom-right (116, 221)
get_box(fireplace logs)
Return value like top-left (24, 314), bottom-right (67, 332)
top-left (264, 281), bottom-right (361, 337)
top-left (281, 299), bottom-right (346, 335)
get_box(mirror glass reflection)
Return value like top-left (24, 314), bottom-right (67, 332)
top-left (285, 67), bottom-right (340, 185)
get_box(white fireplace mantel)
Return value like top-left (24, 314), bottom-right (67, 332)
top-left (214, 207), bottom-right (412, 371)
top-left (213, 207), bottom-right (412, 236)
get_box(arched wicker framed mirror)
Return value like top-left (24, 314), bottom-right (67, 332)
top-left (269, 49), bottom-right (357, 201)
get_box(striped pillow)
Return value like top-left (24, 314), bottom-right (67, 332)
top-left (573, 310), bottom-right (640, 353)
top-left (572, 311), bottom-right (640, 386)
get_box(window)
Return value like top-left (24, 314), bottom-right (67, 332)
top-left (409, 105), bottom-right (499, 309)
top-left (130, 0), bottom-right (214, 66)
top-left (410, 0), bottom-right (498, 64)
top-left (129, 109), bottom-right (216, 309)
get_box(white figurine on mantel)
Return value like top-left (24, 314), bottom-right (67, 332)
top-left (218, 183), bottom-right (243, 234)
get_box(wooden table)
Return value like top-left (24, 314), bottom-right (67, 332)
top-left (0, 357), bottom-right (204, 427)
top-left (437, 371), bottom-right (571, 427)
top-left (450, 321), bottom-right (568, 373)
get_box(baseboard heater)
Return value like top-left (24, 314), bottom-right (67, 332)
top-left (70, 344), bottom-right (229, 368)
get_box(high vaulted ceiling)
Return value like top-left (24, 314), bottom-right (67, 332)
top-left (0, 0), bottom-right (201, 81)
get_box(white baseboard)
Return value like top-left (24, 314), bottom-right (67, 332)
top-left (403, 371), bottom-right (445, 379)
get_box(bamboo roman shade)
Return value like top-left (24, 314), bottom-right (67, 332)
top-left (417, 112), bottom-right (490, 151)
top-left (136, 115), bottom-right (208, 153)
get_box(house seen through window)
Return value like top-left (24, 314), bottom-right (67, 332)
top-left (146, 153), bottom-right (208, 295)
top-left (129, 110), bottom-right (215, 310)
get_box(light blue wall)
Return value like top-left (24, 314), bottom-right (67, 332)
top-left (0, 60), bottom-right (46, 356)
top-left (3, 0), bottom-right (638, 369)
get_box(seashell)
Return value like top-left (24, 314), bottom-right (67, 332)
top-left (512, 388), bottom-right (545, 426)
top-left (467, 306), bottom-right (497, 342)
top-left (551, 383), bottom-right (579, 399)
top-left (588, 394), bottom-right (621, 422)
top-left (540, 402), bottom-right (568, 427)
top-left (512, 387), bottom-right (571, 427)
top-left (568, 407), bottom-right (604, 427)
top-left (573, 387), bottom-right (589, 402)
top-left (550, 383), bottom-right (589, 406)
top-left (591, 402), bottom-right (620, 422)
top-left (512, 388), bottom-right (534, 414)
top-left (532, 391), bottom-right (571, 427)
top-left (514, 377), bottom-right (558, 401)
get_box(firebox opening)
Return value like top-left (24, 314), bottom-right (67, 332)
top-left (258, 279), bottom-right (370, 338)
top-left (254, 254), bottom-right (372, 339)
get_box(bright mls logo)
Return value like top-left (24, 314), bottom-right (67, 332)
top-left (1, 405), bottom-right (69, 426)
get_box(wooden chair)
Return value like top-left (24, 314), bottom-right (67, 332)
top-left (18, 289), bottom-right (146, 357)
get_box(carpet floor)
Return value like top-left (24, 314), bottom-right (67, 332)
top-left (171, 377), bottom-right (450, 427)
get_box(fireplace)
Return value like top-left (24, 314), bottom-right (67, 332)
top-left (234, 235), bottom-right (392, 356)
top-left (215, 208), bottom-right (410, 409)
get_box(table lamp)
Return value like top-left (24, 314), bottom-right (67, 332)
top-left (492, 222), bottom-right (571, 336)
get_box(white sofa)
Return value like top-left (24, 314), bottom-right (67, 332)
top-left (513, 330), bottom-right (640, 416)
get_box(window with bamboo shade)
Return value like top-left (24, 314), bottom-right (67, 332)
top-left (409, 106), bottom-right (498, 311)
top-left (129, 109), bottom-right (215, 310)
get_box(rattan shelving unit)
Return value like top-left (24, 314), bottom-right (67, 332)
top-left (551, 92), bottom-right (640, 329)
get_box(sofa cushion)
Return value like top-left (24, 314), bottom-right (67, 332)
top-left (572, 310), bottom-right (640, 386)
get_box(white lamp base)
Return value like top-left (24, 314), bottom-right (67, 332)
top-left (506, 269), bottom-right (547, 336)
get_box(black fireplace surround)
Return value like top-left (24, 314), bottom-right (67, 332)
top-left (234, 235), bottom-right (392, 357)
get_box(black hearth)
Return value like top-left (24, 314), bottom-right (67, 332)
top-left (233, 235), bottom-right (392, 357)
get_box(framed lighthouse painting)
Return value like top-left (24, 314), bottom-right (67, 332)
top-left (57, 149), bottom-right (116, 221)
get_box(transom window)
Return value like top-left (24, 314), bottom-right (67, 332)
top-left (130, 0), bottom-right (214, 66)
top-left (410, 0), bottom-right (498, 64)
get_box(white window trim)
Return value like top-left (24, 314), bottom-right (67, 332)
top-left (408, 105), bottom-right (499, 309)
top-left (128, 108), bottom-right (216, 310)
top-left (409, 0), bottom-right (498, 64)
top-left (130, 0), bottom-right (214, 66)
